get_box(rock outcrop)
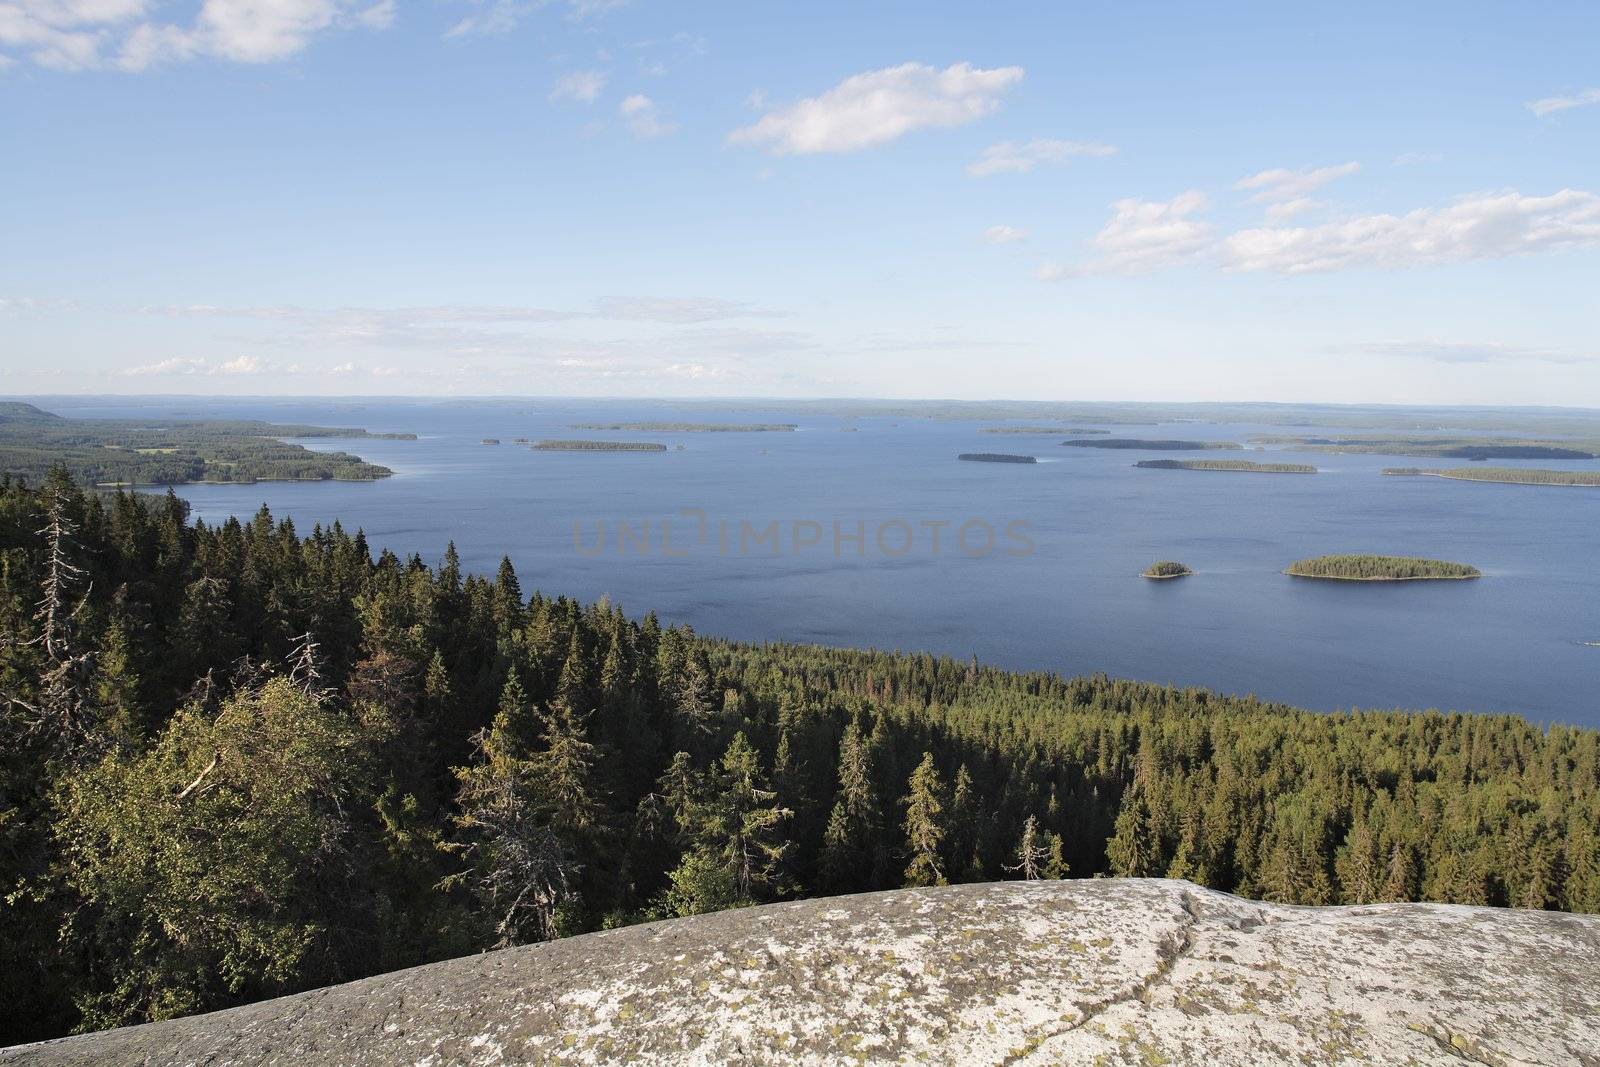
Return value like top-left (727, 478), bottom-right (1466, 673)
top-left (6, 878), bottom-right (1598, 1066)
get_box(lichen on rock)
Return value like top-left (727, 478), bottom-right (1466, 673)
top-left (4, 879), bottom-right (1597, 1066)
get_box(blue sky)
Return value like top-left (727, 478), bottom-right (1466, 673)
top-left (2, 1), bottom-right (1598, 404)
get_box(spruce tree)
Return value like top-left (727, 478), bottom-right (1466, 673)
top-left (901, 752), bottom-right (948, 888)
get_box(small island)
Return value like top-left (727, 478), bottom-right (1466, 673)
top-left (571, 422), bottom-right (797, 433)
top-left (1285, 555), bottom-right (1481, 581)
top-left (1142, 560), bottom-right (1193, 579)
top-left (1063, 438), bottom-right (1243, 451)
top-left (958, 453), bottom-right (1037, 464)
top-left (1136, 459), bottom-right (1317, 474)
top-left (531, 440), bottom-right (668, 452)
top-left (1383, 467), bottom-right (1600, 487)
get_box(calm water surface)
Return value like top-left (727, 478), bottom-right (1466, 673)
top-left (45, 397), bottom-right (1600, 726)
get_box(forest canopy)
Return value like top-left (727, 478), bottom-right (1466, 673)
top-left (0, 470), bottom-right (1592, 1046)
top-left (1285, 555), bottom-right (1481, 580)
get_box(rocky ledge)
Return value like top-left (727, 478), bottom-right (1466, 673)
top-left (6, 879), bottom-right (1598, 1066)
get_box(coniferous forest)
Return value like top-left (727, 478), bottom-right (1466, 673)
top-left (2, 470), bottom-right (1598, 1044)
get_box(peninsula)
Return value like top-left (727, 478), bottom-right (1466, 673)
top-left (1136, 459), bottom-right (1316, 473)
top-left (0, 402), bottom-right (402, 485)
top-left (1285, 555), bottom-right (1481, 581)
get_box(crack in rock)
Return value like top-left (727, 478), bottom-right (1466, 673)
top-left (995, 890), bottom-right (1204, 1066)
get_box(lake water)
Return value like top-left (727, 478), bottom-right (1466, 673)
top-left (42, 397), bottom-right (1600, 726)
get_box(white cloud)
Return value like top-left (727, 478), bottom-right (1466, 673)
top-left (1526, 88), bottom-right (1600, 117)
top-left (619, 93), bottom-right (674, 138)
top-left (981, 225), bottom-right (1027, 245)
top-left (216, 354), bottom-right (265, 374)
top-left (1224, 189), bottom-right (1600, 274)
top-left (0, 0), bottom-right (394, 70)
top-left (728, 61), bottom-right (1024, 155)
top-left (1346, 340), bottom-right (1590, 365)
top-left (120, 355), bottom-right (269, 376)
top-left (1265, 197), bottom-right (1316, 220)
top-left (1040, 191), bottom-right (1213, 279)
top-left (1235, 162), bottom-right (1360, 216)
top-left (549, 68), bottom-right (606, 103)
top-left (966, 138), bottom-right (1116, 177)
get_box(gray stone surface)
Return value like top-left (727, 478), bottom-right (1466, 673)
top-left (6, 878), bottom-right (1598, 1066)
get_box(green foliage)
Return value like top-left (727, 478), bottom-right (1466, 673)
top-left (1285, 555), bottom-right (1480, 580)
top-left (1142, 561), bottom-right (1193, 578)
top-left (53, 678), bottom-right (364, 1030)
top-left (901, 753), bottom-right (948, 887)
top-left (0, 471), bottom-right (1595, 1043)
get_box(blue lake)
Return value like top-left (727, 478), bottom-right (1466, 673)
top-left (43, 397), bottom-right (1600, 726)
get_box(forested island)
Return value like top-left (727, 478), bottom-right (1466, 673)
top-left (982, 426), bottom-right (1111, 435)
top-left (0, 402), bottom-right (402, 485)
top-left (958, 453), bottom-right (1037, 464)
top-left (571, 422), bottom-right (797, 433)
top-left (0, 471), bottom-right (1594, 1046)
top-left (1255, 434), bottom-right (1600, 460)
top-left (1063, 438), bottom-right (1244, 451)
top-left (1142, 560), bottom-right (1193, 579)
top-left (1285, 555), bottom-right (1481, 581)
top-left (1384, 467), bottom-right (1600, 487)
top-left (1136, 459), bottom-right (1317, 473)
top-left (531, 440), bottom-right (669, 452)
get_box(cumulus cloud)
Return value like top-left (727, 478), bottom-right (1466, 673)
top-left (1345, 340), bottom-right (1591, 365)
top-left (1224, 188), bottom-right (1600, 274)
top-left (981, 225), bottom-right (1027, 244)
top-left (549, 68), bottom-right (606, 103)
top-left (1040, 191), bottom-right (1213, 279)
top-left (0, 0), bottom-right (395, 71)
top-left (1526, 88), bottom-right (1600, 117)
top-left (966, 138), bottom-right (1116, 177)
top-left (728, 61), bottom-right (1023, 155)
top-left (619, 93), bottom-right (674, 138)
